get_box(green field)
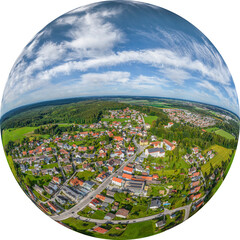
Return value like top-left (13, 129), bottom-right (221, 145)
top-left (149, 103), bottom-right (172, 108)
top-left (201, 145), bottom-right (232, 174)
top-left (62, 217), bottom-right (155, 239)
top-left (91, 210), bottom-right (106, 220)
top-left (120, 221), bottom-right (154, 239)
top-left (215, 129), bottom-right (235, 140)
top-left (205, 128), bottom-right (234, 140)
top-left (76, 171), bottom-right (96, 181)
top-left (62, 218), bottom-right (95, 233)
top-left (205, 127), bottom-right (219, 133)
top-left (150, 169), bottom-right (180, 177)
top-left (144, 116), bottom-right (158, 124)
top-left (41, 163), bottom-right (58, 169)
top-left (148, 185), bottom-right (166, 197)
top-left (2, 127), bottom-right (38, 147)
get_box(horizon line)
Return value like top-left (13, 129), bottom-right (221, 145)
top-left (1, 95), bottom-right (239, 121)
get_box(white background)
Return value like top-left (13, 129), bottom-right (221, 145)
top-left (0, 0), bottom-right (239, 240)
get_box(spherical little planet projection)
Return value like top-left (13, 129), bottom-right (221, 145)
top-left (1, 1), bottom-right (239, 239)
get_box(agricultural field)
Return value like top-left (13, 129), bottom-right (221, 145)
top-left (148, 102), bottom-right (173, 108)
top-left (2, 127), bottom-right (38, 147)
top-left (215, 129), bottom-right (235, 140)
top-left (205, 128), bottom-right (235, 140)
top-left (201, 145), bottom-right (232, 174)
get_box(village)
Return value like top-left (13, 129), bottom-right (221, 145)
top-left (8, 106), bottom-right (228, 235)
top-left (163, 108), bottom-right (216, 128)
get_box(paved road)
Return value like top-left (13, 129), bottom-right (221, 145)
top-left (57, 156), bottom-right (66, 182)
top-left (68, 203), bottom-right (192, 225)
top-left (164, 203), bottom-right (192, 221)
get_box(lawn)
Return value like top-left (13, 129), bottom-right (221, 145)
top-left (61, 217), bottom-right (95, 233)
top-left (215, 129), bottom-right (235, 140)
top-left (91, 210), bottom-right (106, 220)
top-left (2, 127), bottom-right (38, 147)
top-left (24, 174), bottom-right (53, 187)
top-left (205, 127), bottom-right (219, 133)
top-left (76, 171), bottom-right (96, 181)
top-left (24, 133), bottom-right (50, 140)
top-left (148, 185), bottom-right (166, 197)
top-left (128, 204), bottom-right (148, 219)
top-left (201, 145), bottom-right (232, 174)
top-left (120, 220), bottom-right (155, 239)
top-left (144, 116), bottom-right (158, 124)
top-left (41, 163), bottom-right (58, 169)
top-left (62, 218), bottom-right (157, 240)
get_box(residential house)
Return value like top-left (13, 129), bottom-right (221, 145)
top-left (116, 208), bottom-right (129, 218)
top-left (52, 176), bottom-right (61, 184)
top-left (70, 177), bottom-right (84, 187)
top-left (112, 177), bottom-right (123, 186)
top-left (123, 166), bottom-right (134, 174)
top-left (150, 141), bottom-right (163, 148)
top-left (104, 213), bottom-right (115, 220)
top-left (62, 186), bottom-right (83, 203)
top-left (150, 199), bottom-right (162, 209)
top-left (163, 139), bottom-right (175, 151)
top-left (89, 199), bottom-right (100, 210)
top-left (140, 139), bottom-right (149, 146)
top-left (156, 219), bottom-right (166, 228)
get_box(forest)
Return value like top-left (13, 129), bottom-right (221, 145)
top-left (0, 100), bottom-right (129, 130)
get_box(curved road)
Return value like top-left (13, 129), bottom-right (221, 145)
top-left (68, 204), bottom-right (192, 224)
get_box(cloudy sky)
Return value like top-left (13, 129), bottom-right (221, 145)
top-left (1, 0), bottom-right (239, 115)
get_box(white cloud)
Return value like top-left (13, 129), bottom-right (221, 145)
top-left (138, 27), bottom-right (232, 86)
top-left (38, 48), bottom-right (230, 86)
top-left (3, 8), bottom-right (124, 106)
top-left (2, 3), bottom-right (238, 116)
top-left (81, 71), bottom-right (130, 85)
top-left (197, 80), bottom-right (239, 113)
top-left (160, 68), bottom-right (192, 85)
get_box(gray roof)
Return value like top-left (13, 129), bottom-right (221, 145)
top-left (148, 148), bottom-right (165, 153)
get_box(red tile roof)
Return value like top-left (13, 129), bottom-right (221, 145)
top-left (122, 173), bottom-right (132, 180)
top-left (112, 177), bottom-right (122, 183)
top-left (123, 166), bottom-right (134, 173)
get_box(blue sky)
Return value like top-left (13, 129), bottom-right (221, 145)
top-left (2, 0), bottom-right (239, 115)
